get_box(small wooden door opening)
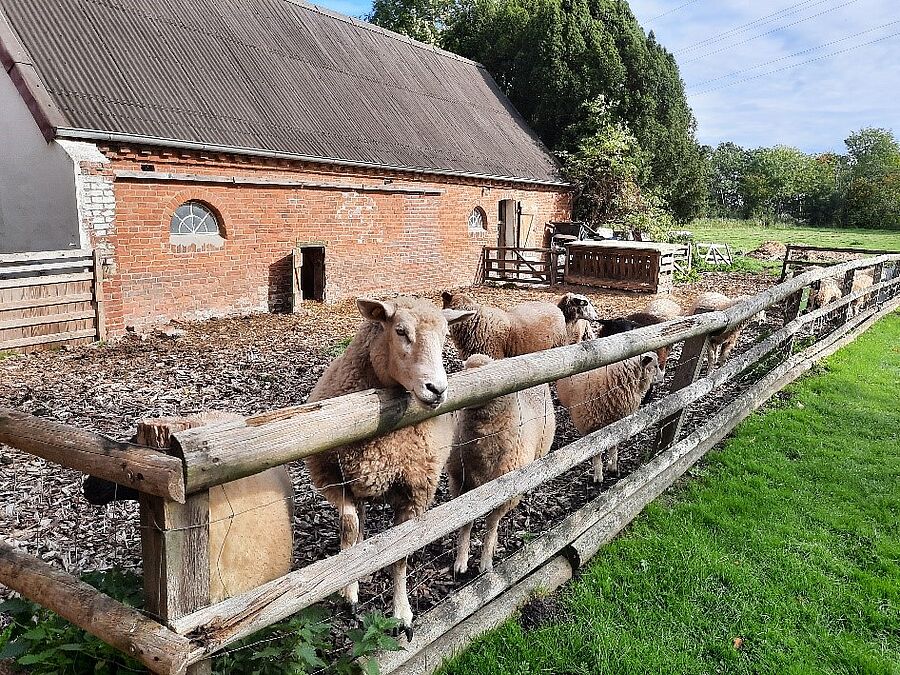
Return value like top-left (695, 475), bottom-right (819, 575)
top-left (497, 199), bottom-right (520, 278)
top-left (292, 245), bottom-right (325, 311)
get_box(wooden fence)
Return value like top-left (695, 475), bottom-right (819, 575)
top-left (0, 249), bottom-right (104, 353)
top-left (779, 243), bottom-right (897, 281)
top-left (1, 253), bottom-right (899, 675)
top-left (482, 246), bottom-right (556, 285)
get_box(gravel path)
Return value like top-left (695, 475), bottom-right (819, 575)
top-left (0, 274), bottom-right (778, 620)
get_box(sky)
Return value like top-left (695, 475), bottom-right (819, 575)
top-left (315, 0), bottom-right (899, 155)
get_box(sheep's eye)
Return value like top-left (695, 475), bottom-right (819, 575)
top-left (395, 326), bottom-right (407, 337)
top-left (577, 298), bottom-right (587, 306)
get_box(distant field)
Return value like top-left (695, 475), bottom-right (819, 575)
top-left (690, 218), bottom-right (900, 253)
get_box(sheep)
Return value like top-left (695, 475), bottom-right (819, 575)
top-left (689, 292), bottom-right (767, 371)
top-left (849, 270), bottom-right (875, 315)
top-left (304, 297), bottom-right (473, 637)
top-left (447, 354), bottom-right (556, 576)
top-left (83, 412), bottom-right (294, 603)
top-left (645, 298), bottom-right (684, 321)
top-left (556, 329), bottom-right (662, 483)
top-left (440, 291), bottom-right (598, 359)
top-left (596, 298), bottom-right (685, 373)
top-left (557, 292), bottom-right (600, 342)
top-left (808, 271), bottom-right (875, 321)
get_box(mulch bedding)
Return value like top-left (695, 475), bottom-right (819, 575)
top-left (0, 273), bottom-right (780, 628)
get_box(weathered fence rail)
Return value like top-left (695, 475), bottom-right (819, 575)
top-left (779, 243), bottom-right (897, 281)
top-left (0, 249), bottom-right (104, 353)
top-left (0, 252), bottom-right (898, 675)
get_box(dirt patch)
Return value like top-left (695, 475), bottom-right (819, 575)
top-left (518, 593), bottom-right (566, 632)
top-left (0, 275), bottom-right (781, 623)
top-left (747, 241), bottom-right (787, 261)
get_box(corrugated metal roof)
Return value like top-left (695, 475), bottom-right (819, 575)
top-left (1, 0), bottom-right (565, 184)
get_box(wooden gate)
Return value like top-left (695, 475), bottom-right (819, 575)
top-left (482, 247), bottom-right (556, 285)
top-left (0, 249), bottom-right (104, 353)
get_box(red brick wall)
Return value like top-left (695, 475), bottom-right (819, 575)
top-left (79, 146), bottom-right (571, 334)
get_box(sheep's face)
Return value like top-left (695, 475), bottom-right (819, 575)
top-left (559, 293), bottom-right (599, 322)
top-left (640, 352), bottom-right (664, 386)
top-left (358, 297), bottom-right (473, 408)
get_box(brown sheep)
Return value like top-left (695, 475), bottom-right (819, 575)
top-left (441, 291), bottom-right (598, 359)
top-left (304, 297), bottom-right (472, 637)
top-left (447, 354), bottom-right (556, 575)
top-left (689, 292), bottom-right (767, 371)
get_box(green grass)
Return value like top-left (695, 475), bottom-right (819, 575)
top-left (440, 312), bottom-right (900, 675)
top-left (691, 218), bottom-right (900, 253)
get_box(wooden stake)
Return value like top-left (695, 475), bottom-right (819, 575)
top-left (654, 333), bottom-right (709, 453)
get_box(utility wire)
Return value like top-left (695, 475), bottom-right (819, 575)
top-left (676, 0), bottom-right (833, 54)
top-left (689, 18), bottom-right (900, 88)
top-left (682, 0), bottom-right (862, 63)
top-left (689, 28), bottom-right (900, 94)
top-left (648, 0), bottom-right (703, 22)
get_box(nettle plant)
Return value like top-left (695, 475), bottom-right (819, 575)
top-left (0, 569), bottom-right (399, 675)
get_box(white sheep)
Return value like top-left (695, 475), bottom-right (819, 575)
top-left (597, 298), bottom-right (685, 373)
top-left (689, 292), bottom-right (767, 371)
top-left (440, 291), bottom-right (598, 359)
top-left (556, 332), bottom-right (662, 483)
top-left (645, 298), bottom-right (684, 321)
top-left (446, 354), bottom-right (556, 575)
top-left (304, 297), bottom-right (472, 637)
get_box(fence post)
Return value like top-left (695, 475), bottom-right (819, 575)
top-left (654, 334), bottom-right (709, 454)
top-left (778, 245), bottom-right (793, 282)
top-left (92, 250), bottom-right (106, 342)
top-left (838, 269), bottom-right (856, 324)
top-left (870, 262), bottom-right (884, 309)
top-left (292, 246), bottom-right (303, 312)
top-left (138, 419), bottom-right (212, 675)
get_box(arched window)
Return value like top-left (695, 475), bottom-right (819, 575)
top-left (170, 201), bottom-right (221, 236)
top-left (468, 206), bottom-right (487, 231)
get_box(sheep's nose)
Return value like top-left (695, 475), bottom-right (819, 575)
top-left (425, 381), bottom-right (447, 397)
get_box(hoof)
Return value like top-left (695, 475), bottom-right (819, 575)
top-left (390, 623), bottom-right (415, 642)
top-left (349, 601), bottom-right (359, 618)
top-left (453, 561), bottom-right (469, 577)
top-left (478, 559), bottom-right (494, 574)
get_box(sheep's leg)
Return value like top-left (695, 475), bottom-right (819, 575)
top-left (336, 500), bottom-right (361, 608)
top-left (604, 443), bottom-right (619, 476)
top-left (479, 499), bottom-right (516, 573)
top-left (592, 453), bottom-right (604, 483)
top-left (391, 509), bottom-right (417, 640)
top-left (454, 522), bottom-right (473, 576)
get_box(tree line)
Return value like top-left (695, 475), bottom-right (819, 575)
top-left (368, 0), bottom-right (899, 231)
top-left (707, 129), bottom-right (900, 229)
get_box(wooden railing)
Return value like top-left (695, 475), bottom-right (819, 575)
top-left (0, 254), bottom-right (899, 674)
top-left (0, 249), bottom-right (105, 353)
top-left (482, 246), bottom-right (556, 285)
top-left (779, 243), bottom-right (897, 281)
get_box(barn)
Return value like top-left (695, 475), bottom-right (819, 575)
top-left (0, 0), bottom-right (571, 335)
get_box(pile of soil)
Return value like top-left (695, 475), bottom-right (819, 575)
top-left (0, 275), bottom-right (781, 624)
top-left (747, 240), bottom-right (787, 260)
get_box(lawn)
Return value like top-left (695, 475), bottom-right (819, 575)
top-left (690, 217), bottom-right (900, 253)
top-left (440, 312), bottom-right (900, 675)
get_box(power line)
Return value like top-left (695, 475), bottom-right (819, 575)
top-left (676, 0), bottom-right (832, 54)
top-left (683, 0), bottom-right (862, 64)
top-left (689, 19), bottom-right (900, 88)
top-left (648, 0), bottom-right (703, 22)
top-left (688, 28), bottom-right (900, 94)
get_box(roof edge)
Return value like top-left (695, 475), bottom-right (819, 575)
top-left (0, 4), bottom-right (69, 140)
top-left (280, 0), bottom-right (486, 69)
top-left (56, 128), bottom-right (572, 189)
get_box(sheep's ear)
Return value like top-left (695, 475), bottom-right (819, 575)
top-left (640, 353), bottom-right (657, 369)
top-left (443, 309), bottom-right (475, 325)
top-left (557, 293), bottom-right (573, 309)
top-left (357, 297), bottom-right (395, 322)
top-left (440, 291), bottom-right (453, 308)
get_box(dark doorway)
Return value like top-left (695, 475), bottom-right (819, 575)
top-left (295, 245), bottom-right (325, 305)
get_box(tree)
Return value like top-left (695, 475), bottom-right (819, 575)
top-left (843, 128), bottom-right (900, 229)
top-left (708, 142), bottom-right (750, 216)
top-left (367, 0), bottom-right (464, 44)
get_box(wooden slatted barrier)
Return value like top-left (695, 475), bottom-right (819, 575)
top-left (0, 249), bottom-right (104, 353)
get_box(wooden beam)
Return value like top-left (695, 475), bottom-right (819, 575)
top-left (0, 539), bottom-right (191, 675)
top-left (654, 334), bottom-right (709, 453)
top-left (93, 249), bottom-right (107, 342)
top-left (0, 271), bottom-right (93, 289)
top-left (0, 249), bottom-right (93, 264)
top-left (0, 292), bottom-right (94, 313)
top-left (0, 309), bottom-right (96, 331)
top-left (0, 328), bottom-right (97, 351)
top-left (0, 260), bottom-right (93, 275)
top-left (138, 418), bottom-right (213, 675)
top-left (0, 407), bottom-right (186, 503)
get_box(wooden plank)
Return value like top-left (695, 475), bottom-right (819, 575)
top-left (0, 309), bottom-right (96, 331)
top-left (0, 407), bottom-right (186, 502)
top-left (0, 260), bottom-right (93, 275)
top-left (138, 419), bottom-right (212, 675)
top-left (654, 334), bottom-right (709, 452)
top-left (0, 292), bottom-right (94, 313)
top-left (0, 328), bottom-right (97, 350)
top-left (93, 250), bottom-right (107, 341)
top-left (785, 244), bottom-right (896, 255)
top-left (0, 249), bottom-right (93, 264)
top-left (0, 539), bottom-right (191, 675)
top-left (0, 272), bottom-right (93, 289)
